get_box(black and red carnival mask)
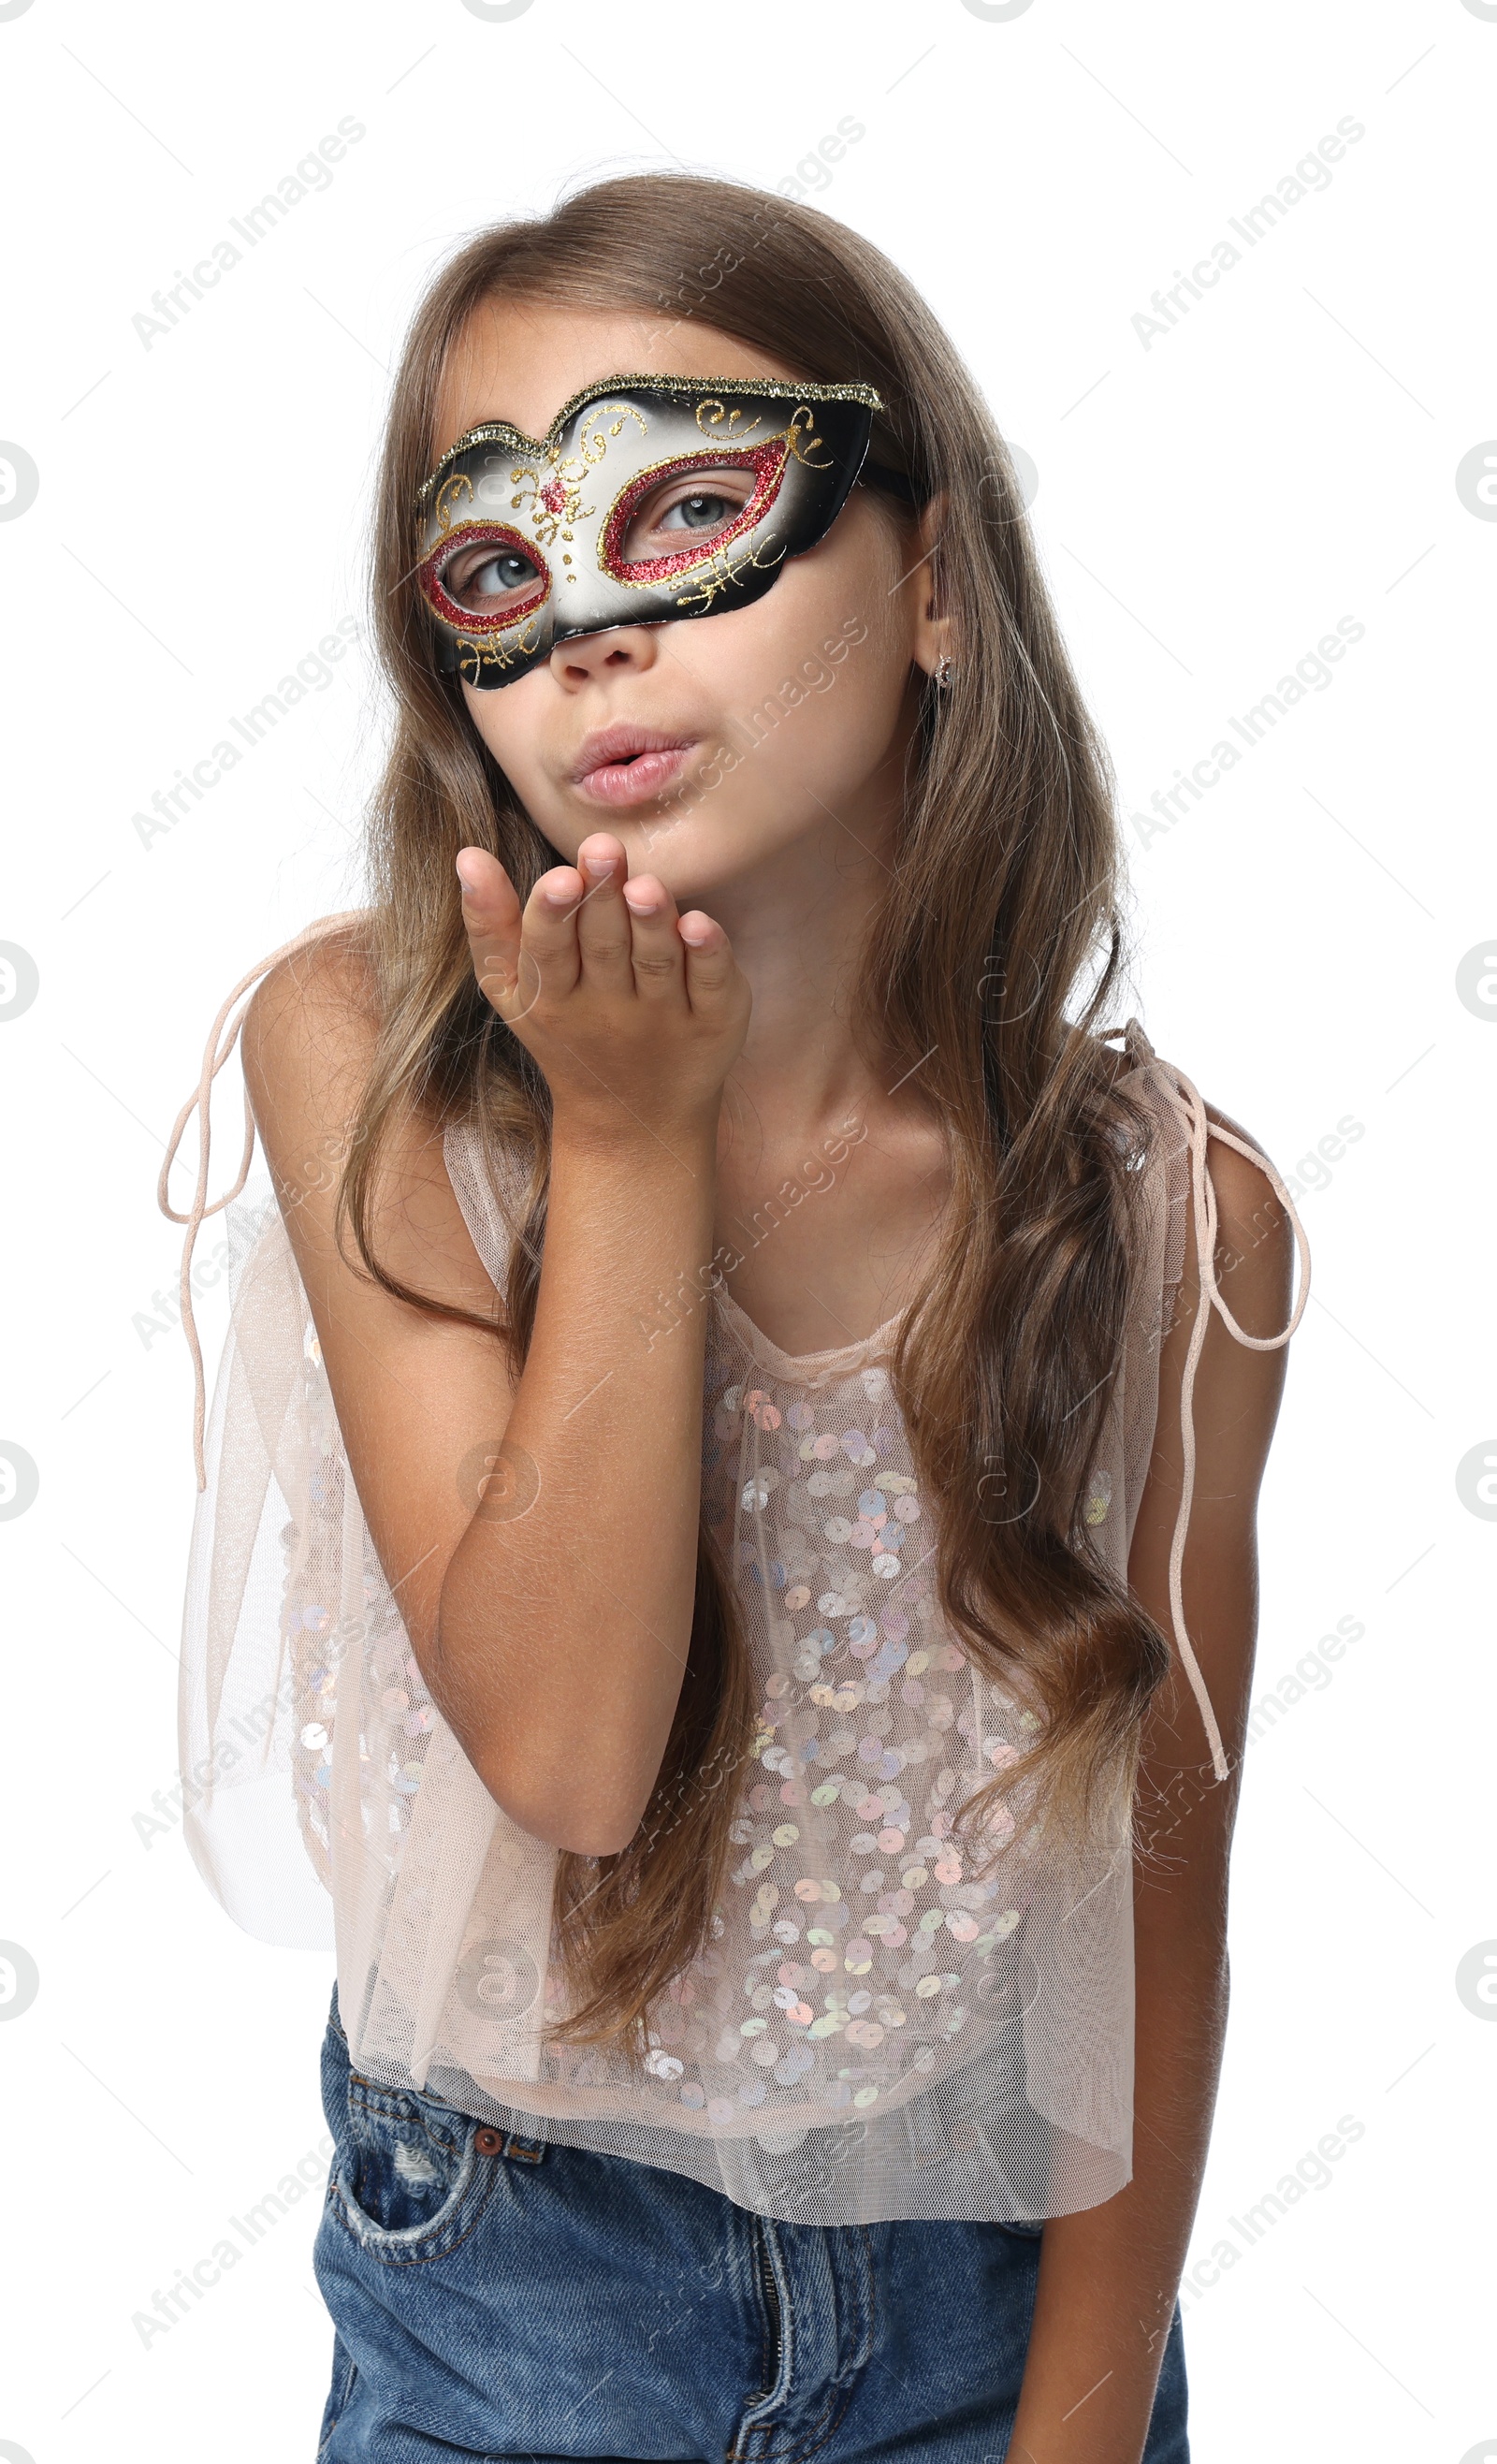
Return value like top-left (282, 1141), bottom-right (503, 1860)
top-left (414, 372), bottom-right (882, 689)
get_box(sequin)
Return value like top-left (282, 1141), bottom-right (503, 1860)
top-left (450, 1240), bottom-right (1122, 2161)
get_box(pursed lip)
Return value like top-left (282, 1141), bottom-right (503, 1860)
top-left (569, 722), bottom-right (698, 784)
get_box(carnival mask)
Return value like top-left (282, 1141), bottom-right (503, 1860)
top-left (414, 372), bottom-right (883, 689)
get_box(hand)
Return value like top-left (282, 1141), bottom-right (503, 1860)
top-left (455, 832), bottom-right (750, 1146)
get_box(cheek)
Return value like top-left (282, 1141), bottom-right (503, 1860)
top-left (460, 674), bottom-right (551, 784)
top-left (724, 550), bottom-right (909, 736)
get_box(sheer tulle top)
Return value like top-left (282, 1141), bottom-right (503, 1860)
top-left (159, 916), bottom-right (1308, 2224)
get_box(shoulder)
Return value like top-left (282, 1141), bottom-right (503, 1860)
top-left (239, 913), bottom-right (419, 1173)
top-left (240, 912), bottom-right (496, 1311)
top-left (1083, 1025), bottom-right (1297, 1341)
top-left (1198, 1097), bottom-right (1296, 1343)
top-left (241, 915), bottom-right (381, 1101)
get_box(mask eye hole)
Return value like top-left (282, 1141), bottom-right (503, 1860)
top-left (419, 524), bottom-right (550, 630)
top-left (602, 444), bottom-right (789, 581)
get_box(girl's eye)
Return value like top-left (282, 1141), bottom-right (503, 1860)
top-left (620, 468), bottom-right (758, 561)
top-left (445, 546), bottom-right (542, 609)
top-left (660, 490), bottom-right (738, 533)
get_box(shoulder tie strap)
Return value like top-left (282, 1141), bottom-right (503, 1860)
top-left (157, 913), bottom-right (365, 1491)
top-left (1123, 1025), bottom-right (1311, 1782)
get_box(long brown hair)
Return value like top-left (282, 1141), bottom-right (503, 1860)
top-left (332, 172), bottom-right (1170, 2056)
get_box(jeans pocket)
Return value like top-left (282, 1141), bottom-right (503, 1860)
top-left (326, 2037), bottom-right (499, 2264)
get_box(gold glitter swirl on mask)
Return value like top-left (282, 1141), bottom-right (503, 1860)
top-left (673, 535), bottom-right (787, 615)
top-left (431, 470), bottom-right (476, 539)
top-left (575, 401), bottom-right (650, 464)
top-left (695, 399), bottom-right (764, 444)
top-left (783, 405), bottom-right (835, 471)
top-left (453, 611), bottom-right (545, 684)
top-left (506, 457), bottom-right (596, 550)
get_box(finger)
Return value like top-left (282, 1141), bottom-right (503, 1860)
top-left (457, 848), bottom-right (527, 1014)
top-left (677, 911), bottom-right (739, 1013)
top-left (618, 873), bottom-right (689, 1006)
top-left (572, 834), bottom-right (634, 990)
top-left (517, 864), bottom-right (587, 1001)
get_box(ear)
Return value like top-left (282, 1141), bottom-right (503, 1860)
top-left (906, 489), bottom-right (954, 684)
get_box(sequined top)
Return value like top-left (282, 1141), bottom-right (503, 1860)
top-left (164, 926), bottom-right (1309, 2225)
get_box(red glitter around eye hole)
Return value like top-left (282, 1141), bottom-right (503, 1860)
top-left (417, 521), bottom-right (551, 634)
top-left (601, 441), bottom-right (790, 583)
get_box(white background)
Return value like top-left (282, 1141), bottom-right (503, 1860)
top-left (0, 0), bottom-right (1491, 2456)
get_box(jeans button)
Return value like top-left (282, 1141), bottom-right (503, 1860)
top-left (475, 2126), bottom-right (503, 2154)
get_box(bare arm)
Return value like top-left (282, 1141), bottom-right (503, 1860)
top-left (1008, 1107), bottom-right (1297, 2464)
top-left (242, 836), bottom-right (748, 1858)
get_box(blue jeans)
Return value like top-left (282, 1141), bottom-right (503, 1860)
top-left (312, 1990), bottom-right (1188, 2461)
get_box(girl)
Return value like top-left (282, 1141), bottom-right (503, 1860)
top-left (163, 172), bottom-right (1308, 2462)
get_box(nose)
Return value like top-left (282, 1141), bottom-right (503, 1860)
top-left (549, 622), bottom-right (663, 692)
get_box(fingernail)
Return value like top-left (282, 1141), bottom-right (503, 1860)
top-left (678, 916), bottom-right (714, 946)
top-left (581, 855), bottom-right (615, 879)
top-left (622, 885), bottom-right (659, 914)
top-left (542, 882), bottom-right (576, 909)
top-left (455, 853), bottom-right (481, 895)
